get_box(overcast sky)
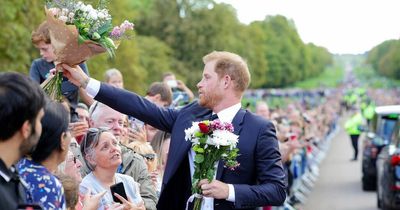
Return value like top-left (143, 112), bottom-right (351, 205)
top-left (216, 0), bottom-right (400, 54)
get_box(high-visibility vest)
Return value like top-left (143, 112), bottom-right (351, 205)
top-left (345, 113), bottom-right (363, 135)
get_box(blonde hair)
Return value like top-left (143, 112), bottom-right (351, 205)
top-left (203, 51), bottom-right (250, 93)
top-left (127, 141), bottom-right (157, 172)
top-left (150, 131), bottom-right (170, 169)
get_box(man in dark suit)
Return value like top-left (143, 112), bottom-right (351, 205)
top-left (63, 51), bottom-right (286, 210)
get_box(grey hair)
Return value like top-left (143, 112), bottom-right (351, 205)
top-left (104, 68), bottom-right (122, 82)
top-left (89, 101), bottom-right (108, 122)
top-left (84, 146), bottom-right (97, 171)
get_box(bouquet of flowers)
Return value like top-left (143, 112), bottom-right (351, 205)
top-left (184, 119), bottom-right (240, 210)
top-left (41, 0), bottom-right (134, 101)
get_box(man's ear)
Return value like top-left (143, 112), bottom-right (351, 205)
top-left (21, 120), bottom-right (32, 139)
top-left (154, 93), bottom-right (161, 101)
top-left (223, 75), bottom-right (232, 88)
top-left (89, 118), bottom-right (95, 128)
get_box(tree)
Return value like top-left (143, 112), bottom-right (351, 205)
top-left (0, 0), bottom-right (44, 73)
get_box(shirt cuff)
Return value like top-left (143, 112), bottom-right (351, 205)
top-left (85, 78), bottom-right (100, 98)
top-left (226, 184), bottom-right (235, 202)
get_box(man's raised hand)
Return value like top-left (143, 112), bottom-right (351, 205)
top-left (61, 64), bottom-right (90, 88)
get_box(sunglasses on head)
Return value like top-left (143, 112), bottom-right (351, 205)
top-left (82, 127), bottom-right (110, 153)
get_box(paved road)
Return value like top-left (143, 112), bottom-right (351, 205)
top-left (301, 117), bottom-right (377, 210)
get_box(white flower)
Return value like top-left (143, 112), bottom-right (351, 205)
top-left (86, 4), bottom-right (94, 12)
top-left (58, 15), bottom-right (68, 23)
top-left (98, 11), bottom-right (106, 19)
top-left (209, 130), bottom-right (238, 149)
top-left (61, 8), bottom-right (69, 16)
top-left (48, 8), bottom-right (60, 16)
top-left (88, 10), bottom-right (98, 20)
top-left (184, 122), bottom-right (200, 141)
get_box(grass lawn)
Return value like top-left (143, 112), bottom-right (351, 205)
top-left (292, 65), bottom-right (344, 89)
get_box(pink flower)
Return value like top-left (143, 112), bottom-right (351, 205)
top-left (120, 20), bottom-right (134, 31)
top-left (110, 26), bottom-right (122, 38)
top-left (224, 124), bottom-right (234, 132)
top-left (48, 8), bottom-right (60, 16)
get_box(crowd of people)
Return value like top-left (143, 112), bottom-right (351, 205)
top-left (2, 20), bottom-right (399, 210)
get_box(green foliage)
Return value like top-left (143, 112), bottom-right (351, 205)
top-left (1, 0), bottom-right (333, 91)
top-left (0, 0), bottom-right (45, 73)
top-left (293, 65), bottom-right (344, 89)
top-left (367, 39), bottom-right (400, 80)
top-left (354, 63), bottom-right (400, 88)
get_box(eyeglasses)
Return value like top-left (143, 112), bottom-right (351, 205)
top-left (141, 153), bottom-right (156, 161)
top-left (66, 154), bottom-right (77, 164)
top-left (71, 156), bottom-right (77, 164)
top-left (89, 101), bottom-right (100, 117)
top-left (82, 127), bottom-right (110, 155)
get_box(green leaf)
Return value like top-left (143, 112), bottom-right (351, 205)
top-left (97, 20), bottom-right (112, 36)
top-left (194, 154), bottom-right (204, 164)
top-left (207, 169), bottom-right (215, 181)
top-left (196, 148), bottom-right (204, 153)
top-left (78, 35), bottom-right (86, 45)
top-left (194, 131), bottom-right (203, 138)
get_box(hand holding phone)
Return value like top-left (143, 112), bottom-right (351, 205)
top-left (17, 204), bottom-right (43, 210)
top-left (110, 182), bottom-right (128, 204)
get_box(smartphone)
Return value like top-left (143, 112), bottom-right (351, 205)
top-left (110, 182), bottom-right (128, 204)
top-left (130, 119), bottom-right (144, 132)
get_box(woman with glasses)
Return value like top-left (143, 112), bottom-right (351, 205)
top-left (79, 128), bottom-right (144, 210)
top-left (17, 101), bottom-right (71, 210)
top-left (59, 151), bottom-right (83, 182)
top-left (127, 141), bottom-right (157, 173)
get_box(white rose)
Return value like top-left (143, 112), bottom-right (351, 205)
top-left (210, 130), bottom-right (238, 149)
top-left (86, 4), bottom-right (94, 12)
top-left (88, 10), bottom-right (97, 20)
top-left (58, 15), bottom-right (68, 23)
top-left (61, 8), bottom-right (69, 16)
top-left (97, 11), bottom-right (105, 19)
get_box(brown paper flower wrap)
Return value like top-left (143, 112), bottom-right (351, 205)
top-left (39, 1), bottom-right (134, 101)
top-left (42, 10), bottom-right (106, 101)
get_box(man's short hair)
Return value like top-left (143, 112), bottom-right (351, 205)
top-left (146, 82), bottom-right (173, 106)
top-left (203, 51), bottom-right (251, 94)
top-left (31, 21), bottom-right (51, 45)
top-left (77, 102), bottom-right (89, 111)
top-left (89, 101), bottom-right (108, 122)
top-left (104, 68), bottom-right (123, 83)
top-left (0, 72), bottom-right (46, 141)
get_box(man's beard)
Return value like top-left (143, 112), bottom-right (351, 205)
top-left (20, 123), bottom-right (41, 156)
top-left (199, 91), bottom-right (223, 109)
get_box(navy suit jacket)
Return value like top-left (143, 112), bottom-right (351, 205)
top-left (95, 84), bottom-right (286, 210)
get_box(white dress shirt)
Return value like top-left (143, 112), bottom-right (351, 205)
top-left (85, 79), bottom-right (241, 209)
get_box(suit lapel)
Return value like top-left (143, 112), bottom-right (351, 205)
top-left (163, 108), bottom-right (212, 184)
top-left (216, 108), bottom-right (246, 180)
